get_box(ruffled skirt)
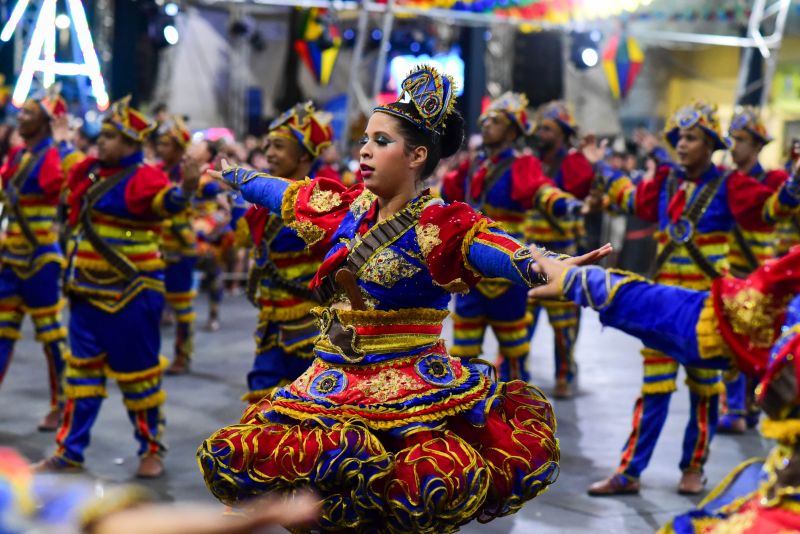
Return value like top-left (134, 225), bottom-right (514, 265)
top-left (197, 348), bottom-right (559, 533)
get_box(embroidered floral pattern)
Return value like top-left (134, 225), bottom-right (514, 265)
top-left (723, 287), bottom-right (779, 348)
top-left (358, 248), bottom-right (421, 288)
top-left (307, 183), bottom-right (342, 213)
top-left (289, 220), bottom-right (325, 246)
top-left (354, 368), bottom-right (426, 403)
top-left (349, 189), bottom-right (376, 219)
top-left (416, 223), bottom-right (442, 258)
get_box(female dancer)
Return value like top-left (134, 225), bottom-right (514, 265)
top-left (197, 66), bottom-right (609, 531)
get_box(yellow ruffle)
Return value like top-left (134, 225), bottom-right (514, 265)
top-left (281, 178), bottom-right (310, 226)
top-left (234, 217), bottom-right (251, 248)
top-left (461, 218), bottom-right (501, 279)
top-left (761, 418), bottom-right (800, 443)
top-left (685, 376), bottom-right (725, 397)
top-left (641, 382), bottom-right (678, 395)
top-left (34, 327), bottom-right (67, 343)
top-left (65, 352), bottom-right (106, 368)
top-left (65, 384), bottom-right (108, 398)
top-left (122, 389), bottom-right (166, 411)
top-left (105, 356), bottom-right (169, 382)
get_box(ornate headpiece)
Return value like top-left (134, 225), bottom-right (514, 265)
top-left (159, 115), bottom-right (191, 149)
top-left (102, 96), bottom-right (157, 143)
top-left (536, 100), bottom-right (578, 138)
top-left (665, 101), bottom-right (729, 151)
top-left (729, 105), bottom-right (772, 145)
top-left (374, 65), bottom-right (457, 141)
top-left (268, 101), bottom-right (334, 159)
top-left (711, 247), bottom-right (800, 378)
top-left (480, 91), bottom-right (533, 136)
top-left (29, 84), bottom-right (68, 120)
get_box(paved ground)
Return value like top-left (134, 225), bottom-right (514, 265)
top-left (1, 294), bottom-right (768, 533)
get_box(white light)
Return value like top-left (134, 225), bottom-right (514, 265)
top-left (1, 0), bottom-right (30, 42)
top-left (581, 48), bottom-right (599, 67)
top-left (66, 0), bottom-right (110, 109)
top-left (13, 0), bottom-right (56, 107)
top-left (55, 14), bottom-right (70, 29)
top-left (164, 2), bottom-right (179, 16)
top-left (163, 25), bottom-right (179, 45)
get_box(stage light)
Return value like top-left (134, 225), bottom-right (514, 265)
top-left (55, 14), bottom-right (71, 29)
top-left (343, 29), bottom-right (354, 40)
top-left (163, 24), bottom-right (179, 45)
top-left (371, 29), bottom-right (382, 41)
top-left (164, 2), bottom-right (179, 16)
top-left (410, 42), bottom-right (420, 53)
top-left (581, 48), bottom-right (599, 67)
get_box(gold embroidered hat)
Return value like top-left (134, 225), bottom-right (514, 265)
top-left (665, 101), bottom-right (729, 151)
top-left (374, 65), bottom-right (457, 142)
top-left (158, 115), bottom-right (192, 149)
top-left (729, 105), bottom-right (773, 145)
top-left (30, 84), bottom-right (68, 120)
top-left (103, 96), bottom-right (157, 143)
top-left (268, 101), bottom-right (334, 159)
top-left (479, 92), bottom-right (534, 136)
top-left (536, 100), bottom-right (578, 138)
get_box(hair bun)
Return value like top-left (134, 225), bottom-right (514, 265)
top-left (440, 109), bottom-right (465, 159)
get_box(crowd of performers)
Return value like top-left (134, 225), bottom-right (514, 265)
top-left (1, 63), bottom-right (800, 532)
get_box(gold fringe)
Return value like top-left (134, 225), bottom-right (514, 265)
top-left (34, 327), bottom-right (67, 343)
top-left (122, 390), bottom-right (166, 411)
top-left (460, 218), bottom-right (501, 279)
top-left (696, 295), bottom-right (734, 361)
top-left (234, 217), bottom-right (251, 248)
top-left (761, 418), bottom-right (800, 443)
top-left (65, 384), bottom-right (108, 398)
top-left (684, 377), bottom-right (725, 397)
top-left (65, 352), bottom-right (106, 368)
top-left (0, 328), bottom-right (23, 340)
top-left (281, 178), bottom-right (310, 225)
top-left (105, 356), bottom-right (169, 382)
top-left (641, 382), bottom-right (678, 395)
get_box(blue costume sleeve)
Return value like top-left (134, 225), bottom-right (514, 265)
top-left (465, 227), bottom-right (557, 287)
top-left (562, 265), bottom-right (731, 370)
top-left (220, 168), bottom-right (290, 215)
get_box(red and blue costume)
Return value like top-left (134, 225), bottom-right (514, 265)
top-left (0, 94), bottom-right (81, 420)
top-left (198, 67), bottom-right (560, 531)
top-left (158, 117), bottom-right (198, 365)
top-left (526, 101), bottom-right (595, 388)
top-left (442, 92), bottom-right (574, 382)
top-left (597, 101), bottom-right (800, 484)
top-left (53, 98), bottom-right (192, 468)
top-left (237, 103), bottom-right (336, 402)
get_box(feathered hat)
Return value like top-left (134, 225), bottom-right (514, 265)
top-left (268, 101), bottom-right (334, 159)
top-left (480, 91), bottom-right (534, 136)
top-left (102, 96), bottom-right (157, 143)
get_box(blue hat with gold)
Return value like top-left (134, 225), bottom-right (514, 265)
top-left (729, 105), bottom-right (773, 145)
top-left (665, 101), bottom-right (729, 151)
top-left (480, 92), bottom-right (534, 136)
top-left (374, 65), bottom-right (457, 143)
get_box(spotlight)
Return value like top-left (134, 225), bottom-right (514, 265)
top-left (55, 14), bottom-right (70, 29)
top-left (570, 31), bottom-right (600, 70)
top-left (163, 24), bottom-right (179, 45)
top-left (371, 29), bottom-right (382, 41)
top-left (343, 28), bottom-right (354, 40)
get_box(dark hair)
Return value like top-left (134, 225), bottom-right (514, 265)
top-left (384, 102), bottom-right (464, 179)
top-left (203, 139), bottom-right (221, 161)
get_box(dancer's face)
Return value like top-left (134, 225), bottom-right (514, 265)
top-left (729, 129), bottom-right (762, 169)
top-left (359, 112), bottom-right (426, 198)
top-left (156, 135), bottom-right (184, 166)
top-left (675, 126), bottom-right (713, 170)
top-left (480, 112), bottom-right (517, 148)
top-left (534, 119), bottom-right (564, 153)
top-left (97, 127), bottom-right (138, 166)
top-left (265, 133), bottom-right (309, 180)
top-left (17, 100), bottom-right (49, 140)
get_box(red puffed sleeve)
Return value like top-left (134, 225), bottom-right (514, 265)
top-left (287, 177), bottom-right (365, 252)
top-left (559, 151), bottom-right (595, 200)
top-left (0, 146), bottom-right (24, 184)
top-left (441, 159), bottom-right (470, 202)
top-left (418, 201), bottom-right (489, 291)
top-left (764, 169), bottom-right (789, 191)
top-left (633, 165), bottom-right (671, 222)
top-left (37, 147), bottom-right (66, 197)
top-left (314, 165), bottom-right (341, 182)
top-left (244, 205), bottom-right (270, 245)
top-left (510, 154), bottom-right (553, 209)
top-left (726, 171), bottom-right (784, 232)
top-left (124, 164), bottom-right (171, 217)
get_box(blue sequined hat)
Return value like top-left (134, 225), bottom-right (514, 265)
top-left (374, 65), bottom-right (457, 141)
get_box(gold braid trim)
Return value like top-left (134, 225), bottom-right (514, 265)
top-left (697, 457), bottom-right (765, 509)
top-left (281, 178), bottom-right (311, 226)
top-left (25, 299), bottom-right (66, 316)
top-left (314, 306), bottom-right (450, 327)
top-left (65, 384), bottom-right (108, 398)
top-left (684, 376), bottom-right (725, 397)
top-left (460, 219), bottom-right (501, 279)
top-left (105, 355), bottom-right (169, 382)
top-left (0, 328), bottom-right (23, 340)
top-left (761, 418), bottom-right (800, 443)
top-left (641, 382), bottom-right (678, 395)
top-left (65, 352), bottom-right (105, 368)
top-left (34, 327), bottom-right (67, 343)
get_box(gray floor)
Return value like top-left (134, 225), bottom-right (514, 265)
top-left (1, 295), bottom-right (769, 533)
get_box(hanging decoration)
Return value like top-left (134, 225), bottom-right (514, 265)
top-left (602, 31), bottom-right (645, 99)
top-left (294, 8), bottom-right (342, 86)
top-left (1, 0), bottom-right (109, 110)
